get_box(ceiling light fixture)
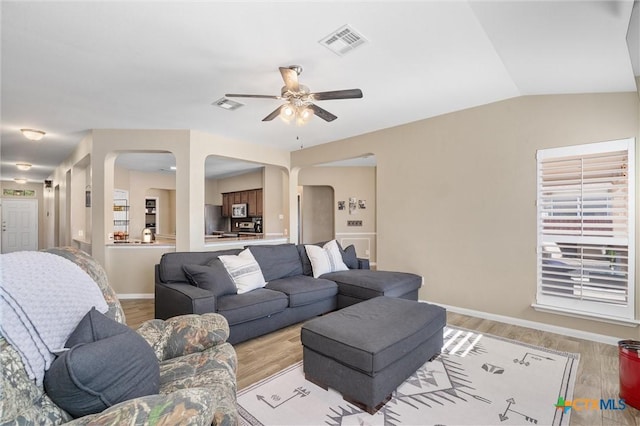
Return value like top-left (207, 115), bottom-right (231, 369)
top-left (280, 103), bottom-right (314, 126)
top-left (20, 128), bottom-right (46, 141)
top-left (14, 178), bottom-right (27, 184)
top-left (16, 163), bottom-right (32, 171)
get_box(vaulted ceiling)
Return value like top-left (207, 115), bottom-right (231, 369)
top-left (1, 1), bottom-right (638, 182)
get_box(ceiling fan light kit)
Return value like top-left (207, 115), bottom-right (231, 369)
top-left (20, 128), bottom-right (46, 141)
top-left (225, 65), bottom-right (362, 125)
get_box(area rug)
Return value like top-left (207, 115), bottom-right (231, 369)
top-left (238, 326), bottom-right (579, 426)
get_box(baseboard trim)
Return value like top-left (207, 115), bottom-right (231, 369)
top-left (430, 301), bottom-right (619, 346)
top-left (118, 293), bottom-right (154, 300)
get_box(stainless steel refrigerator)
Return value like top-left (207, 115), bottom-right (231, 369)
top-left (204, 204), bottom-right (226, 234)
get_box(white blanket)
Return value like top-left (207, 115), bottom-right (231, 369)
top-left (0, 251), bottom-right (108, 387)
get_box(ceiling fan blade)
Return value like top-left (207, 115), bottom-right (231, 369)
top-left (262, 105), bottom-right (284, 121)
top-left (308, 103), bottom-right (337, 122)
top-left (279, 67), bottom-right (299, 92)
top-left (310, 89), bottom-right (363, 101)
top-left (225, 94), bottom-right (281, 99)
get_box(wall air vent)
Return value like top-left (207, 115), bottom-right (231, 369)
top-left (319, 25), bottom-right (368, 56)
top-left (213, 97), bottom-right (244, 111)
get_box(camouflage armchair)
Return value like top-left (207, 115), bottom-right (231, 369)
top-left (0, 247), bottom-right (237, 426)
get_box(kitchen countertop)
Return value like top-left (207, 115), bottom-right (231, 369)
top-left (106, 234), bottom-right (285, 247)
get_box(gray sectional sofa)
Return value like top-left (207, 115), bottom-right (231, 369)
top-left (155, 243), bottom-right (422, 344)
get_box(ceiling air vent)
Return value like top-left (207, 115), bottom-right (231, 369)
top-left (319, 25), bottom-right (368, 56)
top-left (213, 97), bottom-right (244, 111)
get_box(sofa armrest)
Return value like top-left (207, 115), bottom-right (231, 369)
top-left (155, 282), bottom-right (217, 320)
top-left (137, 313), bottom-right (230, 361)
top-left (357, 258), bottom-right (370, 270)
top-left (66, 388), bottom-right (218, 426)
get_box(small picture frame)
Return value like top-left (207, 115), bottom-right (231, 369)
top-left (358, 200), bottom-right (366, 209)
top-left (338, 201), bottom-right (346, 211)
top-left (349, 197), bottom-right (357, 215)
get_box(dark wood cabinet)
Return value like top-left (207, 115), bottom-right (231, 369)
top-left (256, 189), bottom-right (263, 217)
top-left (247, 190), bottom-right (257, 216)
top-left (222, 188), bottom-right (263, 218)
top-left (222, 193), bottom-right (231, 217)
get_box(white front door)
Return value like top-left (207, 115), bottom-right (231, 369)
top-left (1, 198), bottom-right (38, 253)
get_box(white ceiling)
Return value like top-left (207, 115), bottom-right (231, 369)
top-left (1, 1), bottom-right (638, 183)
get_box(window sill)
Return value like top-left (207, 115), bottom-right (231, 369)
top-left (531, 303), bottom-right (640, 327)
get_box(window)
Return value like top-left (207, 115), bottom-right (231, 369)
top-left (536, 138), bottom-right (635, 321)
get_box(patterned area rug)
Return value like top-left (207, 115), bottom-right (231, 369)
top-left (238, 326), bottom-right (579, 426)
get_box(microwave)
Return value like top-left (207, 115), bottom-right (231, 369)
top-left (232, 203), bottom-right (248, 218)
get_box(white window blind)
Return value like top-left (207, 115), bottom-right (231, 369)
top-left (536, 138), bottom-right (635, 320)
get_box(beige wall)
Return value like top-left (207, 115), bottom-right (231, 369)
top-left (217, 169), bottom-right (263, 194)
top-left (263, 166), bottom-right (288, 237)
top-left (205, 178), bottom-right (221, 205)
top-left (298, 166), bottom-right (377, 260)
top-left (300, 185), bottom-right (334, 244)
top-left (292, 92), bottom-right (640, 340)
top-left (70, 157), bottom-right (90, 242)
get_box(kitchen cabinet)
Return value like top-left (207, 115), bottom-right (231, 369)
top-left (222, 193), bottom-right (231, 217)
top-left (256, 189), bottom-right (263, 216)
top-left (247, 190), bottom-right (257, 216)
top-left (222, 189), bottom-right (263, 218)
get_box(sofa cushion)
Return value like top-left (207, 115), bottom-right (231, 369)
top-left (44, 308), bottom-right (160, 418)
top-left (159, 249), bottom-right (242, 283)
top-left (216, 289), bottom-right (288, 326)
top-left (305, 240), bottom-right (349, 278)
top-left (321, 269), bottom-right (422, 300)
top-left (248, 244), bottom-right (303, 281)
top-left (182, 260), bottom-right (237, 297)
top-left (265, 276), bottom-right (338, 308)
top-left (218, 249), bottom-right (266, 294)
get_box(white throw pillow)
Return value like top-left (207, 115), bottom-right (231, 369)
top-left (218, 249), bottom-right (267, 294)
top-left (305, 240), bottom-right (349, 278)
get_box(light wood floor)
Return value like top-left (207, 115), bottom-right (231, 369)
top-left (121, 299), bottom-right (639, 425)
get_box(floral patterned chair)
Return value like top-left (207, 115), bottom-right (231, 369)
top-left (0, 247), bottom-right (237, 425)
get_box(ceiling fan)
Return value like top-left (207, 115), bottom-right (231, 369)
top-left (225, 65), bottom-right (363, 124)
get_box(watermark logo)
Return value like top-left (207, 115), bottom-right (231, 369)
top-left (554, 396), bottom-right (626, 412)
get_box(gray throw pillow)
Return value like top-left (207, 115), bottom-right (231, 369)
top-left (342, 244), bottom-right (359, 269)
top-left (44, 308), bottom-right (159, 418)
top-left (183, 260), bottom-right (237, 296)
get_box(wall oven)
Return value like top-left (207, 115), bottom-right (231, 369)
top-left (231, 203), bottom-right (248, 218)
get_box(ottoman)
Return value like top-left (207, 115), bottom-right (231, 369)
top-left (321, 269), bottom-right (422, 308)
top-left (301, 296), bottom-right (446, 414)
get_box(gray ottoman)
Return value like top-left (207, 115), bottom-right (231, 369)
top-left (301, 296), bottom-right (446, 414)
top-left (321, 269), bottom-right (422, 308)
